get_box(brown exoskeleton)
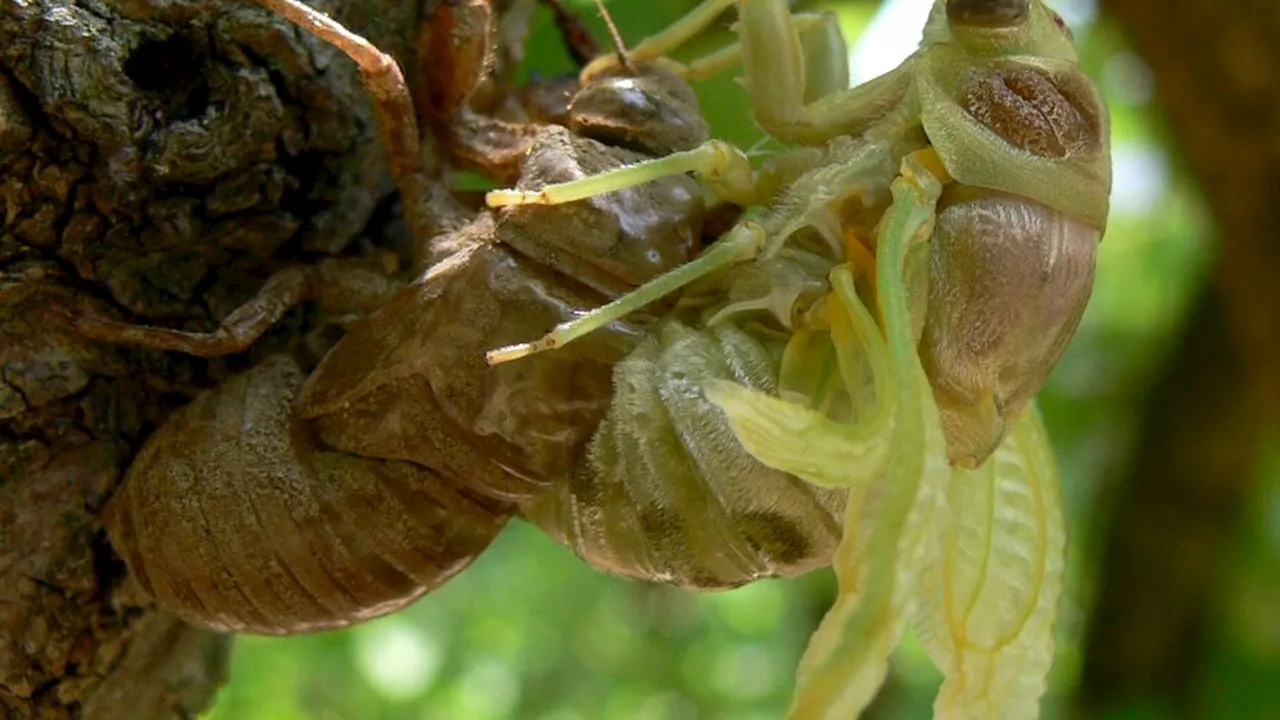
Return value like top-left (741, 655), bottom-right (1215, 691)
top-left (92, 0), bottom-right (843, 636)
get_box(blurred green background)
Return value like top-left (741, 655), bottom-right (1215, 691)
top-left (204, 1), bottom-right (1278, 718)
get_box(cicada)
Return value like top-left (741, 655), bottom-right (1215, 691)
top-left (485, 0), bottom-right (1110, 716)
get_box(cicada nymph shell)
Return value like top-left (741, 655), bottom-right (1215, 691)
top-left (298, 63), bottom-right (709, 492)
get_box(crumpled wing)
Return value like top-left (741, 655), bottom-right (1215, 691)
top-left (913, 404), bottom-right (1067, 720)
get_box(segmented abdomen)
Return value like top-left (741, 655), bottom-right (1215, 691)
top-left (527, 276), bottom-right (847, 589)
top-left (106, 355), bottom-right (507, 635)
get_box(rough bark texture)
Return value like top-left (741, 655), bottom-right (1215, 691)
top-left (1082, 0), bottom-right (1280, 713)
top-left (0, 0), bottom-right (424, 715)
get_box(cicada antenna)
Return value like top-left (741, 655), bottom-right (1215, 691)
top-left (594, 0), bottom-right (637, 74)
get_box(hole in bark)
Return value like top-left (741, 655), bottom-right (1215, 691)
top-left (124, 35), bottom-right (210, 122)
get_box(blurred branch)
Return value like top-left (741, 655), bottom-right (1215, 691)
top-left (1078, 288), bottom-right (1267, 713)
top-left (1101, 0), bottom-right (1280, 406)
top-left (1082, 0), bottom-right (1280, 713)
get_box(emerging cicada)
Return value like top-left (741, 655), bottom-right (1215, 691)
top-left (486, 0), bottom-right (1110, 716)
top-left (94, 0), bottom-right (842, 635)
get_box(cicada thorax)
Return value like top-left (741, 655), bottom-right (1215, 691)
top-left (910, 40), bottom-right (1111, 466)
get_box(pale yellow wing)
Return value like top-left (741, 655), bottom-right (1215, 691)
top-left (913, 404), bottom-right (1067, 720)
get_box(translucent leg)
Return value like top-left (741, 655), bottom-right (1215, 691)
top-left (783, 151), bottom-right (950, 720)
top-left (702, 151), bottom-right (954, 718)
top-left (486, 138), bottom-right (759, 207)
top-left (252, 0), bottom-right (443, 243)
top-left (679, 43), bottom-right (740, 81)
top-left (735, 0), bottom-right (917, 145)
top-left (676, 12), bottom-right (838, 82)
top-left (584, 0), bottom-right (859, 136)
top-left (486, 222), bottom-right (767, 365)
top-left (625, 0), bottom-right (736, 64)
top-left (702, 266), bottom-right (896, 489)
top-left (701, 150), bottom-right (946, 489)
top-left (678, 10), bottom-right (847, 97)
top-left (798, 11), bottom-right (851, 104)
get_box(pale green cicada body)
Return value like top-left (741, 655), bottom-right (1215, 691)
top-left (487, 0), bottom-right (1109, 717)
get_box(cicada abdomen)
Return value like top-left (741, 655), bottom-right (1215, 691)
top-left (525, 260), bottom-right (847, 588)
top-left (106, 355), bottom-right (508, 635)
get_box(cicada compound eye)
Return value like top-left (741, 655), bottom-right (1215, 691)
top-left (946, 0), bottom-right (1030, 27)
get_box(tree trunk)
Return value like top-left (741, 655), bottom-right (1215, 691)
top-left (0, 0), bottom-right (424, 715)
top-left (1081, 0), bottom-right (1280, 713)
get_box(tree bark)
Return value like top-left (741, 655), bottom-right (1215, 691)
top-left (1082, 0), bottom-right (1280, 713)
top-left (0, 0), bottom-right (424, 715)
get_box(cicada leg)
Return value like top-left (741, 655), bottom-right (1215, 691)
top-left (584, 0), bottom-right (879, 143)
top-left (248, 0), bottom-right (450, 244)
top-left (486, 221), bottom-right (767, 364)
top-left (702, 266), bottom-right (894, 489)
top-left (608, 0), bottom-right (736, 67)
top-left (712, 0), bottom-right (912, 146)
top-left (702, 151), bottom-right (946, 488)
top-left (58, 266), bottom-right (311, 357)
top-left (486, 137), bottom-right (760, 207)
top-left (687, 12), bottom-right (845, 95)
top-left (58, 256), bottom-right (403, 357)
top-left (781, 152), bottom-right (953, 720)
top-left (596, 10), bottom-right (842, 86)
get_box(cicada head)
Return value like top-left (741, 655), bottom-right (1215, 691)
top-left (927, 0), bottom-right (1078, 62)
top-left (946, 0), bottom-right (1029, 27)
